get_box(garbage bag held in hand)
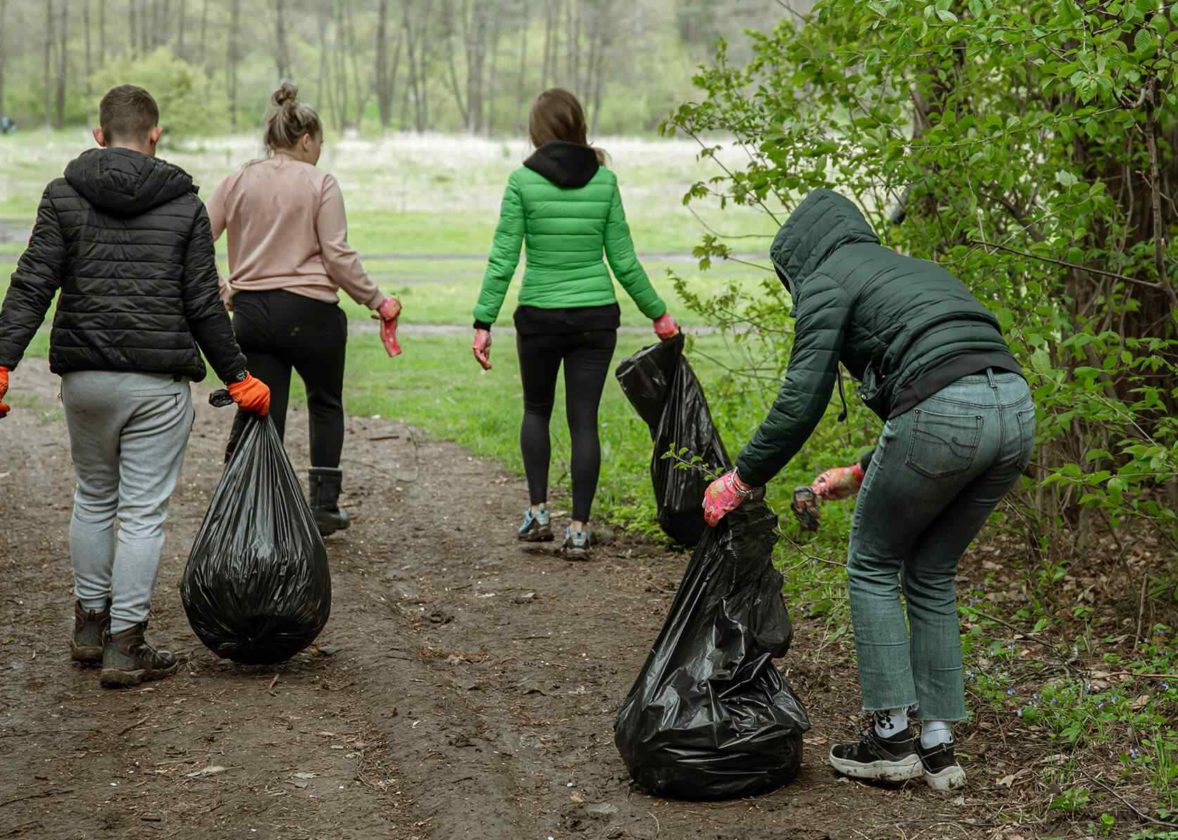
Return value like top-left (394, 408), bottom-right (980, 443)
top-left (181, 414), bottom-right (331, 665)
top-left (614, 500), bottom-right (810, 800)
top-left (616, 336), bottom-right (729, 546)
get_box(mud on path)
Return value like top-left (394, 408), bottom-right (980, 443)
top-left (2, 357), bottom-right (1014, 840)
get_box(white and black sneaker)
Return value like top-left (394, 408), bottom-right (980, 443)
top-left (829, 723), bottom-right (923, 784)
top-left (917, 740), bottom-right (966, 791)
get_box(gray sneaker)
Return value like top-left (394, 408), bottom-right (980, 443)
top-left (559, 527), bottom-right (591, 560)
top-left (518, 507), bottom-right (553, 542)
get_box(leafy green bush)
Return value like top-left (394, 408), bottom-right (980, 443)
top-left (90, 48), bottom-right (229, 143)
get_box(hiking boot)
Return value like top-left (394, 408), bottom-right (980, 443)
top-left (518, 507), bottom-right (553, 542)
top-left (559, 527), bottom-right (592, 560)
top-left (71, 600), bottom-right (110, 666)
top-left (918, 740), bottom-right (966, 791)
top-left (829, 724), bottom-right (922, 783)
top-left (309, 467), bottom-right (350, 537)
top-left (99, 621), bottom-right (178, 689)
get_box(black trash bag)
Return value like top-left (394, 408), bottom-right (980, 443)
top-left (616, 335), bottom-right (729, 547)
top-left (181, 414), bottom-right (331, 665)
top-left (614, 500), bottom-right (811, 800)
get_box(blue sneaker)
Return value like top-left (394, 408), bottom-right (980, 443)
top-left (559, 527), bottom-right (591, 560)
top-left (518, 507), bottom-right (553, 542)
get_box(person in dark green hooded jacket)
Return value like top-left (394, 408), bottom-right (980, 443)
top-left (703, 189), bottom-right (1034, 791)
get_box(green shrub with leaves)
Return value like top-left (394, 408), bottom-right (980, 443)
top-left (665, 0), bottom-right (1178, 559)
top-left (90, 48), bottom-right (229, 144)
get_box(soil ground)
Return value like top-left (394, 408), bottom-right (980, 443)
top-left (0, 358), bottom-right (1085, 839)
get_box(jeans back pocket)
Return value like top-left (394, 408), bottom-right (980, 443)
top-left (905, 408), bottom-right (983, 479)
top-left (1015, 405), bottom-right (1036, 472)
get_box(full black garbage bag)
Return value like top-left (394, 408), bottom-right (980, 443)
top-left (616, 336), bottom-right (728, 546)
top-left (181, 415), bottom-right (331, 665)
top-left (614, 500), bottom-right (811, 800)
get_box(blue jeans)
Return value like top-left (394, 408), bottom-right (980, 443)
top-left (848, 370), bottom-right (1034, 721)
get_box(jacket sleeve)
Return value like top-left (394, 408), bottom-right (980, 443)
top-left (604, 183), bottom-right (666, 320)
top-left (472, 173), bottom-right (525, 328)
top-left (182, 204), bottom-right (247, 383)
top-left (0, 187), bottom-right (67, 370)
top-left (735, 273), bottom-right (851, 486)
top-left (318, 175), bottom-right (385, 310)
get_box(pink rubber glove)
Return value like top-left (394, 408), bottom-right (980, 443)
top-left (472, 329), bottom-right (492, 370)
top-left (0, 366), bottom-right (9, 419)
top-left (653, 313), bottom-right (680, 341)
top-left (377, 296), bottom-right (403, 358)
top-left (703, 470), bottom-right (753, 527)
top-left (812, 463), bottom-right (865, 501)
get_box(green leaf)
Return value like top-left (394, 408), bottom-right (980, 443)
top-left (1134, 28), bottom-right (1156, 56)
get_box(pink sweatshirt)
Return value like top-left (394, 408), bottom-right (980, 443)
top-left (206, 156), bottom-right (385, 309)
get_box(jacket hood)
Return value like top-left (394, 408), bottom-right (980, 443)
top-left (770, 189), bottom-right (880, 295)
top-left (65, 148), bottom-right (196, 215)
top-left (524, 141), bottom-right (600, 188)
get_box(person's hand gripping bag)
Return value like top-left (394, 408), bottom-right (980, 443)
top-left (614, 499), bottom-right (810, 800)
top-left (181, 402), bottom-right (331, 665)
top-left (615, 335), bottom-right (729, 547)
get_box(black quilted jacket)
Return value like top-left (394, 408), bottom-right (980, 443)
top-left (735, 190), bottom-right (1021, 486)
top-left (0, 148), bottom-right (245, 383)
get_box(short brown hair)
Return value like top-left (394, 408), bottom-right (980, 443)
top-left (529, 88), bottom-right (605, 164)
top-left (99, 85), bottom-right (160, 142)
top-left (264, 81), bottom-right (322, 153)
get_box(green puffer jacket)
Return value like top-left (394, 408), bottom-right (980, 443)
top-left (735, 189), bottom-right (1021, 487)
top-left (472, 141), bottom-right (667, 328)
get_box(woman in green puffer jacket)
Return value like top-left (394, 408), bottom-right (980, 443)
top-left (471, 88), bottom-right (679, 558)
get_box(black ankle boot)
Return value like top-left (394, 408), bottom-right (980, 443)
top-left (309, 467), bottom-right (350, 536)
top-left (99, 621), bottom-right (178, 688)
top-left (71, 600), bottom-right (110, 666)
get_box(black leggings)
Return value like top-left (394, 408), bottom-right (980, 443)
top-left (516, 329), bottom-right (617, 523)
top-left (230, 290), bottom-right (348, 468)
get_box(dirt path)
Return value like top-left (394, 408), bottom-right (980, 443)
top-left (1, 358), bottom-right (1021, 840)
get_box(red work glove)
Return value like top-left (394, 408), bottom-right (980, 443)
top-left (653, 313), bottom-right (679, 341)
top-left (377, 296), bottom-right (403, 358)
top-left (472, 329), bottom-right (492, 371)
top-left (0, 366), bottom-right (9, 419)
top-left (812, 463), bottom-right (865, 501)
top-left (703, 470), bottom-right (753, 527)
top-left (227, 373), bottom-right (271, 416)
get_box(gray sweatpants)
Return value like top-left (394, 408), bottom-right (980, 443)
top-left (61, 372), bottom-right (194, 633)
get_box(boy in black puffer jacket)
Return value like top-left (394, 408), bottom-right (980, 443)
top-left (0, 85), bottom-right (271, 688)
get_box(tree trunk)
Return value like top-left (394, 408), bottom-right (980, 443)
top-left (199, 0), bottom-right (209, 64)
top-left (177, 0), bottom-right (187, 60)
top-left (83, 0), bottom-right (92, 89)
top-left (344, 0), bottom-right (366, 130)
top-left (98, 0), bottom-right (105, 66)
top-left (56, 0), bottom-right (67, 129)
top-left (274, 0), bottom-right (291, 79)
top-left (0, 0), bottom-right (9, 117)
top-left (332, 0), bottom-right (349, 131)
top-left (43, 0), bottom-right (54, 129)
top-left (129, 0), bottom-right (137, 58)
top-left (376, 0), bottom-right (391, 127)
top-left (484, 11), bottom-right (501, 135)
top-left (228, 0), bottom-right (241, 131)
top-left (516, 0), bottom-right (528, 132)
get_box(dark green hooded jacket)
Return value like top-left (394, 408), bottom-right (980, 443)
top-left (734, 190), bottom-right (1021, 487)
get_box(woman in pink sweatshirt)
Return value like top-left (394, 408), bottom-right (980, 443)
top-left (206, 82), bottom-right (401, 536)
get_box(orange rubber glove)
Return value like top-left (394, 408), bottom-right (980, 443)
top-left (472, 329), bottom-right (492, 371)
top-left (227, 373), bottom-right (271, 416)
top-left (377, 296), bottom-right (403, 358)
top-left (653, 313), bottom-right (680, 341)
top-left (0, 366), bottom-right (9, 419)
top-left (703, 470), bottom-right (753, 527)
top-left (812, 463), bottom-right (865, 501)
